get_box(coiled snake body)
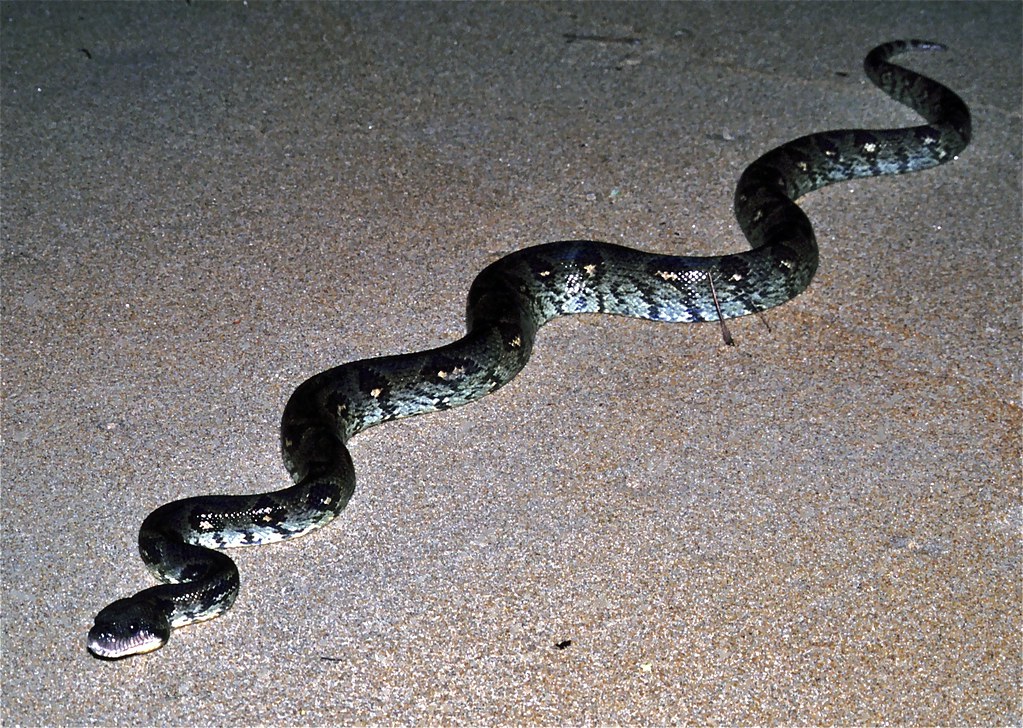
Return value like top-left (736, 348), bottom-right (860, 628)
top-left (88, 41), bottom-right (970, 658)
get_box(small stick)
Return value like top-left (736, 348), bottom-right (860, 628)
top-left (563, 33), bottom-right (641, 45)
top-left (706, 271), bottom-right (735, 346)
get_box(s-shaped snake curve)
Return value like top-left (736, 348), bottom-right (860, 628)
top-left (88, 40), bottom-right (970, 659)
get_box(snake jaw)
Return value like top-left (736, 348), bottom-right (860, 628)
top-left (87, 597), bottom-right (171, 659)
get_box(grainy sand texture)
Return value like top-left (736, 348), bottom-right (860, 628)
top-left (2, 1), bottom-right (1020, 724)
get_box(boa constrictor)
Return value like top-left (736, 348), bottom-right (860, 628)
top-left (88, 40), bottom-right (970, 658)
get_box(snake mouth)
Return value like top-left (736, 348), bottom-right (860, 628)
top-left (87, 626), bottom-right (167, 660)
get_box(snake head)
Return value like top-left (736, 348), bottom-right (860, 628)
top-left (87, 595), bottom-right (170, 659)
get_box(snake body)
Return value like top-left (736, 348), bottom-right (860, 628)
top-left (88, 41), bottom-right (970, 658)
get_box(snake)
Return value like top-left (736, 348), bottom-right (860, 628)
top-left (87, 40), bottom-right (970, 658)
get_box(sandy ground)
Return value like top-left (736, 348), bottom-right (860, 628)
top-left (2, 1), bottom-right (1020, 725)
